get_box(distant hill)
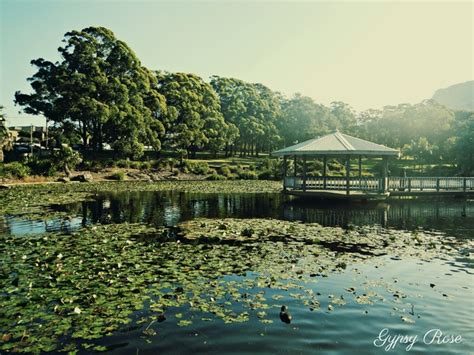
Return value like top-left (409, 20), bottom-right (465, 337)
top-left (432, 81), bottom-right (473, 111)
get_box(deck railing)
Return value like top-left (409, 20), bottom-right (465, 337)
top-left (387, 177), bottom-right (474, 192)
top-left (284, 176), bottom-right (474, 193)
top-left (284, 176), bottom-right (381, 191)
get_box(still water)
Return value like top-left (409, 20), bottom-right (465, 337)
top-left (3, 191), bottom-right (473, 238)
top-left (1, 192), bottom-right (473, 354)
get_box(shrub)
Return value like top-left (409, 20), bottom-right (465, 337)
top-left (53, 146), bottom-right (82, 175)
top-left (238, 170), bottom-right (258, 180)
top-left (129, 161), bottom-right (141, 169)
top-left (256, 158), bottom-right (282, 180)
top-left (104, 159), bottom-right (117, 168)
top-left (257, 170), bottom-right (273, 180)
top-left (140, 161), bottom-right (151, 171)
top-left (109, 171), bottom-right (125, 181)
top-left (27, 158), bottom-right (57, 176)
top-left (193, 162), bottom-right (209, 175)
top-left (182, 160), bottom-right (210, 175)
top-left (172, 168), bottom-right (180, 176)
top-left (116, 159), bottom-right (130, 169)
top-left (218, 165), bottom-right (232, 177)
top-left (206, 173), bottom-right (226, 180)
top-left (0, 162), bottom-right (31, 179)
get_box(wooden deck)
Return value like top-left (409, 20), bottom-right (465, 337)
top-left (284, 176), bottom-right (474, 200)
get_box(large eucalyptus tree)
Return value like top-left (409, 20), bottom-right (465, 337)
top-left (15, 27), bottom-right (167, 158)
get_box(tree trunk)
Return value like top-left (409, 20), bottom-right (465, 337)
top-left (64, 163), bottom-right (71, 177)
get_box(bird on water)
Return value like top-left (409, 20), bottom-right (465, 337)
top-left (280, 305), bottom-right (292, 324)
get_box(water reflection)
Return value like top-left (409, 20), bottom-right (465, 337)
top-left (2, 191), bottom-right (473, 238)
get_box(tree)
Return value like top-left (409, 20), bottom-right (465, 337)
top-left (330, 101), bottom-right (357, 133)
top-left (0, 106), bottom-right (12, 162)
top-left (403, 137), bottom-right (436, 172)
top-left (155, 71), bottom-right (228, 158)
top-left (452, 111), bottom-right (474, 175)
top-left (15, 26), bottom-right (167, 159)
top-left (278, 94), bottom-right (335, 146)
top-left (53, 146), bottom-right (82, 176)
top-left (210, 76), bottom-right (281, 156)
top-left (359, 100), bottom-right (455, 149)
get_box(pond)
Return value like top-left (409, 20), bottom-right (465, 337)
top-left (1, 187), bottom-right (473, 354)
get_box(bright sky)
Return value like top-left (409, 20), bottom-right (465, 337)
top-left (1, 0), bottom-right (473, 126)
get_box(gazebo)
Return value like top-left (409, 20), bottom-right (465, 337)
top-left (272, 130), bottom-right (400, 199)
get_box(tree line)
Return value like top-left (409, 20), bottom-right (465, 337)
top-left (13, 26), bottom-right (474, 174)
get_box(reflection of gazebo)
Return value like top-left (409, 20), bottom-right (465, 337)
top-left (272, 131), bottom-right (400, 199)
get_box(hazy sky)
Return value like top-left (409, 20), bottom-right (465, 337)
top-left (1, 0), bottom-right (473, 126)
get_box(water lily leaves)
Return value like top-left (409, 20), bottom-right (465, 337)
top-left (1, 194), bottom-right (472, 353)
top-left (177, 320), bottom-right (193, 327)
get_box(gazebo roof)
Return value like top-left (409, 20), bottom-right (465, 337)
top-left (272, 131), bottom-right (399, 157)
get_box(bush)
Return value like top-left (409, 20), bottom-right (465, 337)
top-left (172, 168), bottom-right (180, 176)
top-left (116, 159), bottom-right (130, 169)
top-left (0, 162), bottom-right (31, 179)
top-left (53, 146), bottom-right (82, 174)
top-left (206, 173), bottom-right (226, 180)
top-left (256, 158), bottom-right (282, 180)
top-left (257, 170), bottom-right (273, 180)
top-left (27, 158), bottom-right (57, 177)
top-left (109, 171), bottom-right (125, 181)
top-left (218, 165), bottom-right (232, 177)
top-left (140, 161), bottom-right (151, 171)
top-left (104, 159), bottom-right (117, 168)
top-left (182, 160), bottom-right (209, 175)
top-left (129, 161), bottom-right (141, 169)
top-left (238, 170), bottom-right (258, 180)
top-left (79, 160), bottom-right (101, 172)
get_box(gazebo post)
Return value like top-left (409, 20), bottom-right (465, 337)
top-left (303, 156), bottom-right (307, 191)
top-left (346, 155), bottom-right (350, 195)
top-left (381, 156), bottom-right (389, 192)
top-left (358, 155), bottom-right (362, 189)
top-left (283, 155), bottom-right (287, 191)
top-left (293, 155), bottom-right (297, 178)
top-left (323, 156), bottom-right (327, 189)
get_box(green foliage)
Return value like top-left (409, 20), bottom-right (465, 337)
top-left (218, 165), bottom-right (232, 178)
top-left (206, 172), bottom-right (226, 180)
top-left (0, 106), bottom-right (12, 162)
top-left (182, 160), bottom-right (210, 175)
top-left (256, 158), bottom-right (282, 180)
top-left (155, 71), bottom-right (228, 156)
top-left (210, 76), bottom-right (281, 156)
top-left (237, 169), bottom-right (258, 180)
top-left (109, 171), bottom-right (125, 181)
top-left (278, 94), bottom-right (336, 146)
top-left (116, 159), bottom-right (130, 169)
top-left (53, 146), bottom-right (82, 174)
top-left (0, 162), bottom-right (31, 179)
top-left (15, 26), bottom-right (167, 159)
top-left (27, 158), bottom-right (57, 176)
top-left (357, 100), bottom-right (454, 150)
top-left (140, 161), bottom-right (152, 171)
top-left (452, 111), bottom-right (474, 175)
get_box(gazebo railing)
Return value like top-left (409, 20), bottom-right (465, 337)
top-left (284, 176), bottom-right (381, 191)
top-left (284, 176), bottom-right (474, 193)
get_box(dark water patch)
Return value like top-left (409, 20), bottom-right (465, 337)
top-left (4, 191), bottom-right (472, 238)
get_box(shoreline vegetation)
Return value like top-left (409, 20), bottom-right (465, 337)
top-left (1, 26), bottom-right (472, 185)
